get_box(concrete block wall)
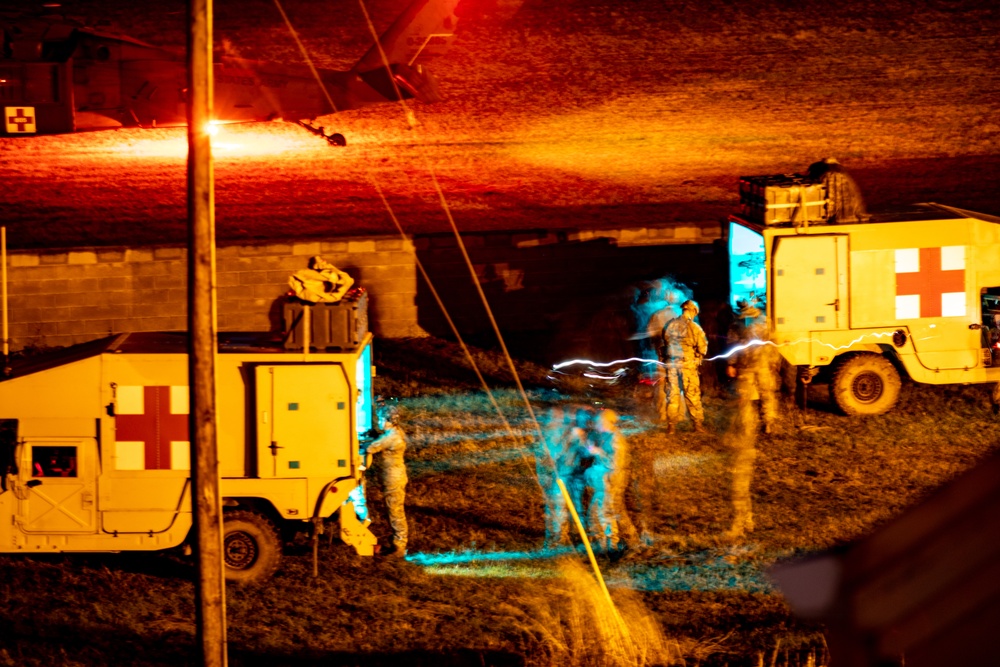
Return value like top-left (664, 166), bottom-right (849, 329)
top-left (2, 222), bottom-right (725, 354)
top-left (3, 236), bottom-right (421, 352)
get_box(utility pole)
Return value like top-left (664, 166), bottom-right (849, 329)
top-left (187, 0), bottom-right (227, 665)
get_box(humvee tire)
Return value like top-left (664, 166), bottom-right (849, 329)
top-left (222, 510), bottom-right (281, 584)
top-left (830, 352), bottom-right (902, 416)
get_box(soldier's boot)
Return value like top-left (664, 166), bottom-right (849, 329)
top-left (666, 423), bottom-right (676, 435)
top-left (763, 421), bottom-right (773, 435)
top-left (694, 421), bottom-right (707, 434)
top-left (386, 540), bottom-right (407, 558)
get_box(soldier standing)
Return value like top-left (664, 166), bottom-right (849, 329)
top-left (561, 406), bottom-right (596, 532)
top-left (807, 157), bottom-right (867, 224)
top-left (726, 303), bottom-right (780, 435)
top-left (366, 402), bottom-right (409, 558)
top-left (534, 407), bottom-right (572, 548)
top-left (661, 300), bottom-right (709, 434)
top-left (584, 409), bottom-right (639, 554)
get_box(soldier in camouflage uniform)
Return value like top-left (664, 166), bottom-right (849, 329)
top-left (661, 300), bottom-right (709, 434)
top-left (726, 303), bottom-right (780, 434)
top-left (561, 406), bottom-right (596, 533)
top-left (584, 409), bottom-right (639, 553)
top-left (534, 407), bottom-right (572, 548)
top-left (807, 157), bottom-right (867, 223)
top-left (366, 403), bottom-right (409, 557)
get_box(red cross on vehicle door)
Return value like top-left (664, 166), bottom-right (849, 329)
top-left (115, 386), bottom-right (190, 470)
top-left (894, 246), bottom-right (966, 319)
top-left (4, 106), bottom-right (36, 134)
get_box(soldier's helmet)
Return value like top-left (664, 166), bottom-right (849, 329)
top-left (681, 299), bottom-right (699, 315)
top-left (595, 409), bottom-right (618, 432)
top-left (375, 398), bottom-right (399, 428)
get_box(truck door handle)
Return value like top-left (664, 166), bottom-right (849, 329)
top-left (969, 323), bottom-right (982, 330)
top-left (826, 299), bottom-right (840, 310)
top-left (269, 441), bottom-right (283, 455)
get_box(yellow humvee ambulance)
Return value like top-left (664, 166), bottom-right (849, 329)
top-left (729, 193), bottom-right (1000, 415)
top-left (0, 329), bottom-right (378, 582)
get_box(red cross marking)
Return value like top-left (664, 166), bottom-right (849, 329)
top-left (8, 107), bottom-right (33, 131)
top-left (116, 386), bottom-right (189, 470)
top-left (896, 247), bottom-right (964, 318)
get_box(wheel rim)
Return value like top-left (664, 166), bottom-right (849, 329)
top-left (224, 531), bottom-right (258, 570)
top-left (852, 371), bottom-right (884, 403)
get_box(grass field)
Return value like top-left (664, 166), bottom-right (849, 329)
top-left (1, 337), bottom-right (997, 666)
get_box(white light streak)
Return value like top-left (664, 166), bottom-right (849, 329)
top-left (553, 331), bottom-right (913, 372)
top-left (552, 357), bottom-right (661, 370)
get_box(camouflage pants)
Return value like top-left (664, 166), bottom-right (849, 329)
top-left (585, 465), bottom-right (639, 550)
top-left (538, 469), bottom-right (570, 546)
top-left (728, 445), bottom-right (757, 536)
top-left (667, 364), bottom-right (704, 426)
top-left (380, 464), bottom-right (408, 549)
top-left (735, 367), bottom-right (778, 427)
top-left (652, 364), bottom-right (668, 422)
top-left (564, 471), bottom-right (588, 533)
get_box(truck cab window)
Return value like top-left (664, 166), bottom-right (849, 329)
top-left (0, 420), bottom-right (16, 489)
top-left (983, 289), bottom-right (1000, 365)
top-left (32, 446), bottom-right (77, 478)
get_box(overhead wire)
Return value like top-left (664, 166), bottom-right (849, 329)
top-left (271, 0), bottom-right (621, 616)
top-left (354, 0), bottom-right (621, 616)
top-left (356, 0), bottom-right (543, 441)
top-left (271, 0), bottom-right (516, 440)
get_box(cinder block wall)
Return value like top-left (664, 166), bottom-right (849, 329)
top-left (2, 222), bottom-right (724, 354)
top-left (3, 236), bottom-right (421, 352)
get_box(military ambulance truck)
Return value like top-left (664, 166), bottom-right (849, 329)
top-left (0, 328), bottom-right (379, 582)
top-left (729, 180), bottom-right (1000, 415)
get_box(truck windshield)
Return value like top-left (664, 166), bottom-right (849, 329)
top-left (0, 420), bottom-right (16, 488)
top-left (729, 221), bottom-right (766, 309)
top-left (355, 342), bottom-right (373, 436)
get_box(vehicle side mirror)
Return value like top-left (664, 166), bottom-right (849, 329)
top-left (970, 323), bottom-right (983, 330)
top-left (26, 479), bottom-right (42, 488)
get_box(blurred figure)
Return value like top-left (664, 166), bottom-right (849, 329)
top-left (661, 300), bottom-right (709, 434)
top-left (647, 294), bottom-right (678, 423)
top-left (561, 406), bottom-right (597, 532)
top-left (630, 279), bottom-right (690, 423)
top-left (366, 401), bottom-right (409, 557)
top-left (534, 407), bottom-right (573, 548)
top-left (584, 409), bottom-right (639, 554)
top-left (807, 157), bottom-right (867, 224)
top-left (726, 302), bottom-right (781, 435)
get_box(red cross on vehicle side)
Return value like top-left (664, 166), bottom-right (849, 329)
top-left (116, 386), bottom-right (189, 470)
top-left (896, 247), bottom-right (965, 318)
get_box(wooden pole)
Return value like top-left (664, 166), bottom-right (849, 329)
top-left (187, 0), bottom-right (227, 665)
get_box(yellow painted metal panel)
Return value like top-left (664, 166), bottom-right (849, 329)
top-left (772, 235), bottom-right (847, 333)
top-left (256, 364), bottom-right (352, 479)
top-left (0, 357), bottom-right (102, 420)
top-left (850, 250), bottom-right (896, 328)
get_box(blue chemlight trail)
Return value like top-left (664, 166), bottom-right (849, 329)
top-left (407, 547), bottom-right (776, 592)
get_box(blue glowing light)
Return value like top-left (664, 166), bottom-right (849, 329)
top-left (407, 546), bottom-right (577, 566)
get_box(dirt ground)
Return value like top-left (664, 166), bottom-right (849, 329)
top-left (1, 0), bottom-right (999, 249)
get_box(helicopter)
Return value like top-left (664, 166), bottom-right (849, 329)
top-left (1, 0), bottom-right (470, 141)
